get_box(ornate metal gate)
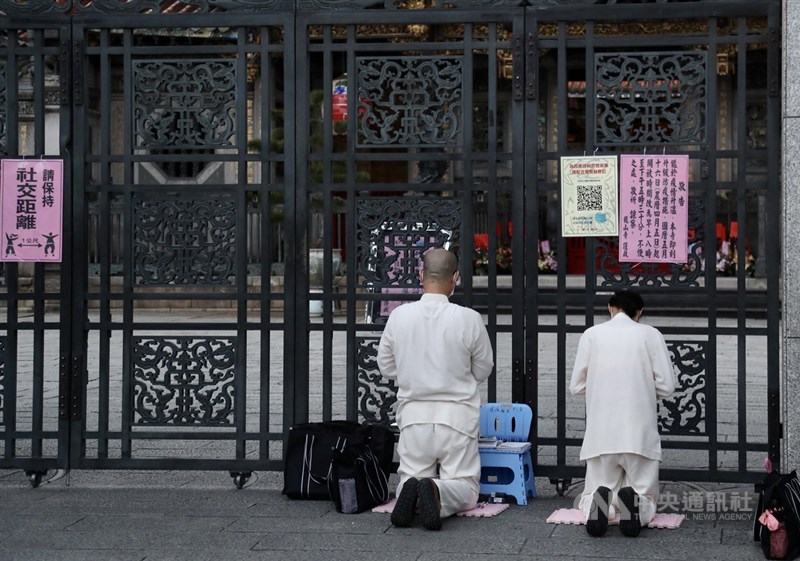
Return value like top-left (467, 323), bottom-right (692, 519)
top-left (0, 0), bottom-right (781, 487)
top-left (521, 0), bottom-right (782, 487)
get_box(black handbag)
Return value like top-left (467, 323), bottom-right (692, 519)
top-left (282, 420), bottom-right (394, 500)
top-left (754, 470), bottom-right (800, 560)
top-left (328, 442), bottom-right (390, 513)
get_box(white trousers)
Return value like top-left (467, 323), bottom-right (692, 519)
top-left (579, 453), bottom-right (660, 525)
top-left (396, 423), bottom-right (480, 518)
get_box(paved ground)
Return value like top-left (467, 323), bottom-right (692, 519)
top-left (0, 469), bottom-right (767, 561)
top-left (0, 310), bottom-right (773, 559)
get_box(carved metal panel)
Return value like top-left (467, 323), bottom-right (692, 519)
top-left (299, 0), bottom-right (382, 8)
top-left (0, 0), bottom-right (68, 14)
top-left (0, 0), bottom-right (732, 14)
top-left (596, 196), bottom-right (704, 287)
top-left (357, 57), bottom-right (463, 147)
top-left (0, 61), bottom-right (6, 156)
top-left (0, 337), bottom-right (5, 426)
top-left (356, 197), bottom-right (461, 288)
top-left (595, 52), bottom-right (707, 145)
top-left (355, 337), bottom-right (397, 425)
top-left (659, 341), bottom-right (706, 436)
top-left (535, 0), bottom-right (689, 4)
top-left (97, 0), bottom-right (294, 11)
top-left (133, 196), bottom-right (237, 285)
top-left (438, 0), bottom-right (521, 6)
top-left (133, 60), bottom-right (237, 149)
top-left (133, 336), bottom-right (236, 426)
top-left (0, 0), bottom-right (294, 14)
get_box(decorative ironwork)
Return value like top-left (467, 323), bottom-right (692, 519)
top-left (133, 196), bottom-right (237, 285)
top-left (595, 52), bottom-right (707, 145)
top-left (0, 337), bottom-right (5, 426)
top-left (659, 341), bottom-right (706, 435)
top-left (75, 0), bottom-right (163, 12)
top-left (356, 337), bottom-right (397, 425)
top-left (536, 0), bottom-right (689, 4)
top-left (596, 196), bottom-right (704, 288)
top-left (133, 336), bottom-right (236, 426)
top-left (0, 0), bottom-right (752, 14)
top-left (0, 0), bottom-right (294, 14)
top-left (357, 57), bottom-right (463, 147)
top-left (106, 0), bottom-right (294, 13)
top-left (300, 0), bottom-right (382, 8)
top-left (0, 62), bottom-right (6, 156)
top-left (440, 0), bottom-right (521, 6)
top-left (133, 60), bottom-right (237, 148)
top-left (356, 197), bottom-right (461, 289)
top-left (0, 0), bottom-right (68, 14)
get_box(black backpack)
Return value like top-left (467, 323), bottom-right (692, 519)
top-left (754, 470), bottom-right (800, 560)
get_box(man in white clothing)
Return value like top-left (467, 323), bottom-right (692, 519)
top-left (377, 248), bottom-right (494, 531)
top-left (570, 289), bottom-right (675, 538)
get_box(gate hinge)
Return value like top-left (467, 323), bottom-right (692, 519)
top-left (525, 32), bottom-right (537, 100)
top-left (59, 354), bottom-right (70, 420)
top-left (513, 33), bottom-right (524, 101)
top-left (71, 354), bottom-right (83, 421)
top-left (768, 27), bottom-right (780, 97)
top-left (72, 40), bottom-right (84, 106)
top-left (59, 40), bottom-right (71, 105)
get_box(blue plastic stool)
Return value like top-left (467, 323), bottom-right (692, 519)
top-left (478, 403), bottom-right (537, 505)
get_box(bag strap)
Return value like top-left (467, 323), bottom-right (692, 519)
top-left (302, 434), bottom-right (351, 496)
top-left (755, 485), bottom-right (766, 542)
top-left (780, 473), bottom-right (800, 530)
top-left (358, 447), bottom-right (389, 503)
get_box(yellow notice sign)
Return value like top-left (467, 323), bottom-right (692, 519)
top-left (560, 155), bottom-right (618, 237)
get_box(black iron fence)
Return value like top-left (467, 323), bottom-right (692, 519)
top-left (0, 0), bottom-right (782, 489)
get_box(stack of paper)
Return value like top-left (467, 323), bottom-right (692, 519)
top-left (496, 441), bottom-right (532, 452)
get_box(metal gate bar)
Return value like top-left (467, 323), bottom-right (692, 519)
top-left (0, 1), bottom-right (782, 487)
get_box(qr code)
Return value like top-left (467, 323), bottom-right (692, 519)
top-left (577, 184), bottom-right (603, 211)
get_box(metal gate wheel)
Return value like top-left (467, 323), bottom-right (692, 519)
top-left (230, 472), bottom-right (252, 489)
top-left (25, 470), bottom-right (48, 488)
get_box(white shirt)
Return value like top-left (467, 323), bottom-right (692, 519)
top-left (569, 312), bottom-right (676, 461)
top-left (377, 293), bottom-right (494, 437)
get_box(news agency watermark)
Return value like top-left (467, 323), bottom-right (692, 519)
top-left (659, 490), bottom-right (755, 521)
top-left (573, 489), bottom-right (757, 521)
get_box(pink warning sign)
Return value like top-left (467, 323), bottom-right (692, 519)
top-left (0, 159), bottom-right (64, 262)
top-left (619, 155), bottom-right (689, 264)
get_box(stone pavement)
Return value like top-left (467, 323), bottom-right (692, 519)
top-left (0, 468), bottom-right (767, 561)
top-left (0, 310), bottom-right (774, 559)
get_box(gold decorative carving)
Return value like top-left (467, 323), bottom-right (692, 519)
top-left (718, 79), bottom-right (731, 180)
top-left (716, 52), bottom-right (732, 76)
top-left (246, 54), bottom-right (260, 83)
top-left (407, 23), bottom-right (429, 39)
top-left (538, 22), bottom-right (585, 37)
top-left (498, 50), bottom-right (513, 80)
top-left (394, 0), bottom-right (427, 8)
top-left (306, 15), bottom-right (768, 43)
top-left (540, 20), bottom-right (710, 38)
top-left (309, 23), bottom-right (417, 40)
